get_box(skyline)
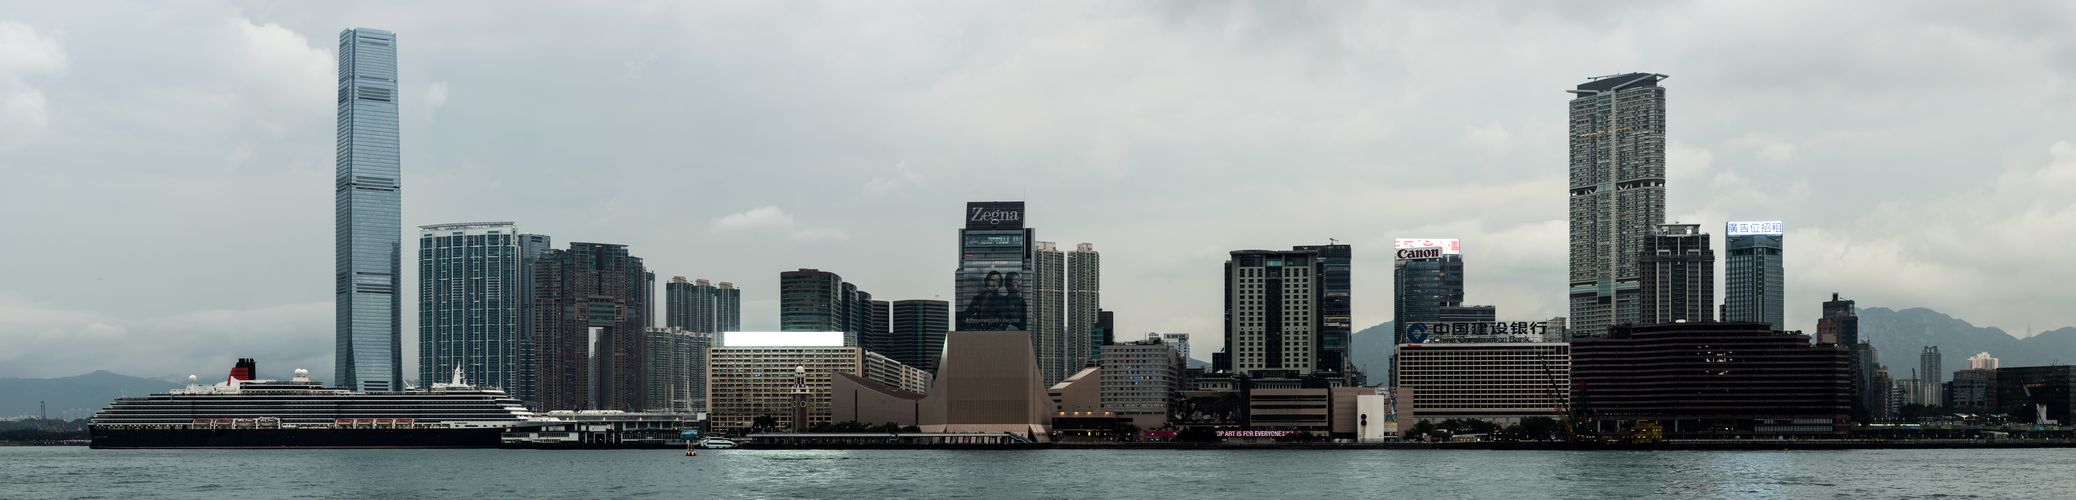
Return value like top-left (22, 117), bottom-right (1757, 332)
top-left (5, 2), bottom-right (2076, 379)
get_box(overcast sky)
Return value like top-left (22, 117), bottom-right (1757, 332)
top-left (3, 1), bottom-right (2074, 379)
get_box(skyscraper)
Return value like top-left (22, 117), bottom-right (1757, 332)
top-left (664, 277), bottom-right (702, 331)
top-left (1293, 243), bottom-right (1352, 379)
top-left (1567, 73), bottom-right (1669, 338)
top-left (1393, 239), bottom-right (1464, 345)
top-left (1032, 241), bottom-right (1067, 384)
top-left (1819, 293), bottom-right (1872, 421)
top-left (1638, 223), bottom-right (1714, 324)
top-left (529, 242), bottom-right (651, 411)
top-left (1920, 346), bottom-right (1943, 408)
top-left (1225, 249), bottom-right (1321, 376)
top-left (955, 201), bottom-right (1033, 333)
top-left (715, 282), bottom-right (741, 332)
top-left (335, 27), bottom-right (403, 392)
top-left (417, 222), bottom-right (539, 395)
top-left (888, 299), bottom-right (950, 372)
top-left (514, 233), bottom-right (551, 404)
top-left (780, 269), bottom-right (845, 333)
top-left (1723, 221), bottom-right (1785, 330)
top-left (1068, 243), bottom-right (1101, 375)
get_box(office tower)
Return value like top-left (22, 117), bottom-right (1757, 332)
top-left (865, 299), bottom-right (891, 354)
top-left (642, 327), bottom-right (712, 412)
top-left (955, 201), bottom-right (1034, 333)
top-left (417, 222), bottom-right (536, 395)
top-left (780, 269), bottom-right (845, 332)
top-left (1638, 224), bottom-right (1714, 324)
top-left (715, 282), bottom-right (741, 332)
top-left (841, 283), bottom-right (862, 342)
top-left (1921, 346), bottom-right (1943, 408)
top-left (1294, 243), bottom-right (1352, 379)
top-left (1032, 241), bottom-right (1067, 384)
top-left (530, 243), bottom-right (650, 411)
top-left (1818, 293), bottom-right (1871, 421)
top-left (1723, 221), bottom-right (1785, 330)
top-left (1225, 249), bottom-right (1322, 375)
top-left (1393, 239), bottom-right (1464, 344)
top-left (1969, 352), bottom-right (2000, 370)
top-left (1067, 243), bottom-right (1101, 373)
top-left (1567, 73), bottom-right (1669, 338)
top-left (1092, 310), bottom-right (1113, 364)
top-left (888, 299), bottom-right (950, 372)
top-left (1148, 332), bottom-right (1192, 363)
top-left (334, 27), bottom-right (403, 392)
top-left (514, 233), bottom-right (551, 403)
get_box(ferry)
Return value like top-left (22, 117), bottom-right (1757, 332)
top-left (90, 359), bottom-right (557, 448)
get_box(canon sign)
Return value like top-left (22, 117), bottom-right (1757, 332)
top-left (965, 201), bottom-right (1026, 230)
top-left (1396, 247), bottom-right (1446, 260)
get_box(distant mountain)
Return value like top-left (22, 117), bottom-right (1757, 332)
top-left (0, 371), bottom-right (176, 420)
top-left (1352, 321), bottom-right (1393, 382)
top-left (1859, 307), bottom-right (2076, 378)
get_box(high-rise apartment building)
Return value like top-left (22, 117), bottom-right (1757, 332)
top-left (642, 327), bottom-right (713, 412)
top-left (417, 222), bottom-right (542, 396)
top-left (1969, 352), bottom-right (2000, 370)
top-left (529, 243), bottom-right (651, 411)
top-left (888, 299), bottom-right (950, 372)
top-left (1920, 346), bottom-right (1943, 408)
top-left (1293, 243), bottom-right (1352, 379)
top-left (955, 201), bottom-right (1033, 333)
top-left (715, 282), bottom-right (741, 332)
top-left (1225, 249), bottom-right (1321, 376)
top-left (1638, 223), bottom-right (1714, 324)
top-left (1031, 242), bottom-right (1067, 384)
top-left (513, 233), bottom-right (552, 404)
top-left (1567, 73), bottom-right (1669, 338)
top-left (335, 27), bottom-right (403, 392)
top-left (1067, 243), bottom-right (1101, 376)
top-left (1723, 221), bottom-right (1785, 330)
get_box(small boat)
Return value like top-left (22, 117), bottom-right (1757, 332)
top-left (698, 437), bottom-right (738, 449)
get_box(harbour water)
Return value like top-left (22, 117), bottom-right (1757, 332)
top-left (1, 446), bottom-right (2062, 498)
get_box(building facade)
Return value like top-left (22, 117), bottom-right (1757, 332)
top-left (1920, 346), bottom-right (1943, 408)
top-left (1394, 342), bottom-right (1570, 424)
top-left (335, 27), bottom-right (404, 392)
top-left (1723, 221), bottom-right (1785, 330)
top-left (1572, 322), bottom-right (1851, 437)
top-left (1638, 223), bottom-right (1714, 325)
top-left (1946, 368), bottom-right (1994, 414)
top-left (780, 268), bottom-right (846, 334)
top-left (1100, 340), bottom-right (1183, 428)
top-left (417, 222), bottom-right (538, 396)
top-left (1393, 242), bottom-right (1464, 345)
top-left (1148, 332), bottom-right (1192, 364)
top-left (706, 332), bottom-right (930, 433)
top-left (665, 277), bottom-right (737, 334)
top-left (1068, 243), bottom-right (1101, 376)
top-left (1994, 366), bottom-right (2076, 425)
top-left (641, 327), bottom-right (713, 412)
top-left (1818, 293), bottom-right (1874, 421)
top-left (1030, 242), bottom-right (1068, 384)
top-left (888, 299), bottom-right (950, 372)
top-left (955, 201), bottom-right (1034, 334)
top-left (1567, 73), bottom-right (1669, 338)
top-left (1225, 249), bottom-right (1320, 376)
top-left (1293, 243), bottom-right (1353, 380)
top-left (513, 233), bottom-right (552, 404)
top-left (529, 243), bottom-right (652, 411)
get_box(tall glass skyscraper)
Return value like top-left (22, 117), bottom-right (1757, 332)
top-left (1294, 243), bottom-right (1351, 380)
top-left (1724, 221), bottom-right (1785, 330)
top-left (889, 299), bottom-right (950, 372)
top-left (335, 28), bottom-right (402, 392)
top-left (1567, 73), bottom-right (1668, 338)
top-left (417, 222), bottom-right (544, 395)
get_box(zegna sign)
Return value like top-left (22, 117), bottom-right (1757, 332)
top-left (965, 202), bottom-right (1025, 229)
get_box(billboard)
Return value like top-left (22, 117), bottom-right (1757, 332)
top-left (1401, 321), bottom-right (1556, 344)
top-left (965, 201), bottom-right (1026, 230)
top-left (1726, 220), bottom-right (1784, 236)
top-left (1394, 238), bottom-right (1460, 260)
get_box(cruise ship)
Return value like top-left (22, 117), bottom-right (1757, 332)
top-left (91, 359), bottom-right (556, 448)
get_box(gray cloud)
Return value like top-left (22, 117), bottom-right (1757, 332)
top-left (0, 1), bottom-right (2073, 377)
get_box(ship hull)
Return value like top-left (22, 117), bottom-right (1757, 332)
top-left (89, 427), bottom-right (509, 449)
